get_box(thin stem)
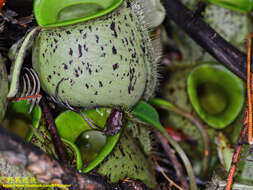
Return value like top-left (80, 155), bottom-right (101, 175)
top-left (161, 130), bottom-right (198, 190)
top-left (132, 102), bottom-right (198, 189)
top-left (152, 154), bottom-right (184, 190)
top-left (40, 96), bottom-right (68, 164)
top-left (155, 132), bottom-right (188, 189)
top-left (225, 107), bottom-right (248, 190)
top-left (11, 94), bottom-right (42, 101)
top-left (172, 106), bottom-right (210, 174)
top-left (150, 98), bottom-right (210, 175)
top-left (247, 33), bottom-right (253, 144)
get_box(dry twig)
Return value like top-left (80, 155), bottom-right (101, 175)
top-left (247, 34), bottom-right (253, 144)
top-left (40, 96), bottom-right (68, 164)
top-left (152, 154), bottom-right (184, 190)
top-left (155, 131), bottom-right (188, 189)
top-left (225, 108), bottom-right (248, 190)
top-left (150, 99), bottom-right (210, 175)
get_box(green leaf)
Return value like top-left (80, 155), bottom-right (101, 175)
top-left (132, 101), bottom-right (166, 134)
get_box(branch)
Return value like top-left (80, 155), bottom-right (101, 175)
top-left (40, 96), bottom-right (68, 164)
top-left (155, 131), bottom-right (188, 189)
top-left (0, 124), bottom-right (115, 190)
top-left (225, 107), bottom-right (248, 190)
top-left (161, 0), bottom-right (248, 81)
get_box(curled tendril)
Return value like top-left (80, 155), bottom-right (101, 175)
top-left (12, 68), bottom-right (42, 113)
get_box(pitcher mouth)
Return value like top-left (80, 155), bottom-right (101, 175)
top-left (34, 0), bottom-right (123, 27)
top-left (187, 63), bottom-right (245, 128)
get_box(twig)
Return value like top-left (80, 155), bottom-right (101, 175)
top-left (156, 131), bottom-right (197, 189)
top-left (132, 106), bottom-right (197, 189)
top-left (166, 134), bottom-right (197, 189)
top-left (152, 153), bottom-right (184, 190)
top-left (161, 0), bottom-right (248, 81)
top-left (150, 98), bottom-right (210, 175)
top-left (225, 107), bottom-right (248, 190)
top-left (247, 33), bottom-right (253, 144)
top-left (0, 124), bottom-right (116, 190)
top-left (155, 131), bottom-right (188, 189)
top-left (40, 96), bottom-right (68, 164)
top-left (11, 94), bottom-right (42, 102)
